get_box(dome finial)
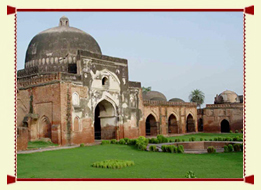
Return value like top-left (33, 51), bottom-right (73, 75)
top-left (59, 16), bottom-right (69, 27)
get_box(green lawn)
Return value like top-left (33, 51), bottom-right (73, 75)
top-left (17, 144), bottom-right (243, 179)
top-left (167, 133), bottom-right (243, 141)
top-left (27, 141), bottom-right (59, 149)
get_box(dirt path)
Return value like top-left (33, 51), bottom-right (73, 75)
top-left (17, 141), bottom-right (101, 154)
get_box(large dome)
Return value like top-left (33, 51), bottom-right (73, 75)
top-left (24, 16), bottom-right (101, 68)
top-left (142, 91), bottom-right (167, 101)
top-left (219, 90), bottom-right (240, 103)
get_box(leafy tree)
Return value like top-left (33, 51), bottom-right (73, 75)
top-left (142, 86), bottom-right (151, 92)
top-left (189, 89), bottom-right (205, 108)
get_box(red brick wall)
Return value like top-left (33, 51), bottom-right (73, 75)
top-left (202, 107), bottom-right (243, 133)
top-left (71, 118), bottom-right (94, 144)
top-left (17, 127), bottom-right (28, 151)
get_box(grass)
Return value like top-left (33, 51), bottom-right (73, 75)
top-left (167, 133), bottom-right (243, 141)
top-left (17, 144), bottom-right (243, 178)
top-left (27, 141), bottom-right (59, 149)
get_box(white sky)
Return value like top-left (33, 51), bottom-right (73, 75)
top-left (17, 12), bottom-right (243, 107)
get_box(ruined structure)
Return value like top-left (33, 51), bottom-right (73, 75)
top-left (17, 17), bottom-right (197, 148)
top-left (197, 90), bottom-right (243, 133)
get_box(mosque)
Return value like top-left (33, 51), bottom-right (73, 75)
top-left (16, 17), bottom-right (242, 149)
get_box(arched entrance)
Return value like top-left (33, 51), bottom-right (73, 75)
top-left (94, 100), bottom-right (117, 140)
top-left (186, 114), bottom-right (195, 133)
top-left (39, 116), bottom-right (51, 139)
top-left (168, 114), bottom-right (178, 134)
top-left (198, 118), bottom-right (203, 132)
top-left (146, 114), bottom-right (158, 136)
top-left (221, 119), bottom-right (230, 133)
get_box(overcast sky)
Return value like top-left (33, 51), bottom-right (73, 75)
top-left (17, 12), bottom-right (243, 107)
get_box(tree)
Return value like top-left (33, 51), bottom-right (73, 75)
top-left (189, 89), bottom-right (205, 108)
top-left (142, 86), bottom-right (151, 93)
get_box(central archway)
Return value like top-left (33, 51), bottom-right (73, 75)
top-left (146, 114), bottom-right (158, 136)
top-left (94, 100), bottom-right (117, 140)
top-left (186, 114), bottom-right (195, 133)
top-left (39, 116), bottom-right (51, 139)
top-left (221, 119), bottom-right (230, 133)
top-left (168, 114), bottom-right (178, 134)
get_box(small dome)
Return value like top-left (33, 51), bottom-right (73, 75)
top-left (169, 98), bottom-right (185, 103)
top-left (25, 16), bottom-right (101, 68)
top-left (142, 91), bottom-right (167, 101)
top-left (219, 90), bottom-right (240, 103)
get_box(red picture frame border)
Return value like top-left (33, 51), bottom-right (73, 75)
top-left (7, 5), bottom-right (254, 185)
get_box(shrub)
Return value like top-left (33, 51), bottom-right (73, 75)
top-left (101, 140), bottom-right (110, 145)
top-left (92, 160), bottom-right (134, 169)
top-left (240, 143), bottom-right (243, 151)
top-left (140, 144), bottom-right (147, 151)
top-left (233, 144), bottom-right (241, 152)
top-left (169, 139), bottom-right (173, 142)
top-left (157, 135), bottom-right (168, 143)
top-left (200, 138), bottom-right (203, 141)
top-left (223, 145), bottom-right (229, 153)
top-left (235, 130), bottom-right (238, 133)
top-left (168, 145), bottom-right (176, 153)
top-left (189, 137), bottom-right (196, 141)
top-left (207, 146), bottom-right (216, 153)
top-left (214, 138), bottom-right (218, 141)
top-left (224, 137), bottom-right (231, 141)
top-left (161, 145), bottom-right (167, 152)
top-left (174, 145), bottom-right (178, 153)
top-left (124, 138), bottom-right (130, 144)
top-left (127, 139), bottom-right (137, 145)
top-left (182, 139), bottom-right (185, 142)
top-left (209, 139), bottom-right (212, 141)
top-left (119, 139), bottom-right (126, 145)
top-left (177, 145), bottom-right (184, 153)
top-left (204, 139), bottom-right (207, 141)
top-left (228, 144), bottom-right (234, 152)
top-left (185, 171), bottom-right (197, 178)
top-left (110, 139), bottom-right (117, 144)
top-left (233, 136), bottom-right (240, 141)
top-left (241, 129), bottom-right (243, 133)
top-left (80, 143), bottom-right (85, 147)
top-left (230, 130), bottom-right (233, 133)
top-left (149, 145), bottom-right (157, 152)
top-left (149, 138), bottom-right (156, 143)
top-left (218, 137), bottom-right (223, 141)
top-left (135, 136), bottom-right (149, 151)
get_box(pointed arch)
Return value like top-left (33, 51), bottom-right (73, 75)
top-left (145, 114), bottom-right (158, 136)
top-left (186, 114), bottom-right (195, 133)
top-left (168, 114), bottom-right (179, 134)
top-left (94, 96), bottom-right (118, 118)
top-left (38, 115), bottom-right (51, 139)
top-left (94, 99), bottom-right (117, 140)
top-left (221, 119), bottom-right (230, 133)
